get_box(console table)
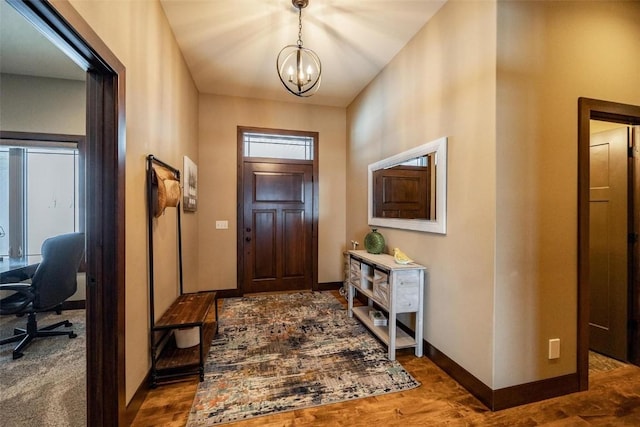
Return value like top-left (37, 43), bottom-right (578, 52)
top-left (346, 250), bottom-right (424, 361)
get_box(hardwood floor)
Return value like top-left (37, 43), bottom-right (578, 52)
top-left (130, 292), bottom-right (640, 426)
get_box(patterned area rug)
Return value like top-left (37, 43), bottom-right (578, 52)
top-left (187, 292), bottom-right (420, 426)
top-left (0, 309), bottom-right (86, 427)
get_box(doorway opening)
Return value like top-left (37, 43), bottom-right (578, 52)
top-left (237, 126), bottom-right (319, 295)
top-left (8, 1), bottom-right (127, 424)
top-left (578, 98), bottom-right (640, 391)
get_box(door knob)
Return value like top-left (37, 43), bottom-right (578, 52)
top-left (245, 237), bottom-right (251, 242)
top-left (246, 227), bottom-right (251, 232)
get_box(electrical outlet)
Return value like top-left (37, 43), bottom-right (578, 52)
top-left (215, 220), bottom-right (228, 229)
top-left (549, 338), bottom-right (560, 359)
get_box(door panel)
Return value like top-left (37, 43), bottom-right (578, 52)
top-left (243, 162), bottom-right (313, 293)
top-left (589, 127), bottom-right (628, 360)
top-left (253, 210), bottom-right (276, 279)
top-left (283, 209), bottom-right (306, 277)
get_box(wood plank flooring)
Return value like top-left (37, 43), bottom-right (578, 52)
top-left (130, 292), bottom-right (640, 426)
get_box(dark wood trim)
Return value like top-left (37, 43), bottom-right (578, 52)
top-left (236, 126), bottom-right (320, 295)
top-left (62, 299), bottom-right (86, 310)
top-left (492, 373), bottom-right (579, 411)
top-left (577, 98), bottom-right (640, 390)
top-left (84, 64), bottom-right (127, 427)
top-left (9, 1), bottom-right (128, 425)
top-left (124, 371), bottom-right (151, 426)
top-left (215, 289), bottom-right (243, 299)
top-left (631, 125), bottom-right (640, 366)
top-left (425, 340), bottom-right (580, 411)
top-left (424, 341), bottom-right (493, 409)
top-left (0, 130), bottom-right (84, 144)
top-left (316, 281), bottom-right (342, 291)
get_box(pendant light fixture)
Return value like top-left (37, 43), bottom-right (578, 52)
top-left (276, 0), bottom-right (322, 97)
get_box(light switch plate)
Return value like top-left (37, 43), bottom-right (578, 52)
top-left (215, 220), bottom-right (228, 229)
top-left (549, 338), bottom-right (560, 359)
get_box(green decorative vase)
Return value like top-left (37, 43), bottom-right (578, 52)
top-left (364, 228), bottom-right (385, 254)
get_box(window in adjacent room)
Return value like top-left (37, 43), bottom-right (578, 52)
top-left (0, 140), bottom-right (80, 259)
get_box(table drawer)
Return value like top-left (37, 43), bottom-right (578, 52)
top-left (395, 271), bottom-right (420, 312)
top-left (373, 269), bottom-right (390, 306)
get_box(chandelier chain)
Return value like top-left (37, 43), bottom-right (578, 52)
top-left (297, 7), bottom-right (303, 47)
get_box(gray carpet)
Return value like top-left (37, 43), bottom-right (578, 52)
top-left (0, 309), bottom-right (86, 427)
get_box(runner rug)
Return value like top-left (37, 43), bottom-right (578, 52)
top-left (186, 291), bottom-right (420, 426)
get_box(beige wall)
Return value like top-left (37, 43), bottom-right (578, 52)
top-left (347, 0), bottom-right (498, 386)
top-left (348, 0), bottom-right (640, 392)
top-left (68, 0), bottom-right (199, 402)
top-left (47, 0), bottom-right (640, 404)
top-left (495, 0), bottom-right (640, 388)
top-left (198, 94), bottom-right (346, 290)
top-left (0, 73), bottom-right (85, 134)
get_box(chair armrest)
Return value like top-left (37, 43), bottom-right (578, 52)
top-left (0, 283), bottom-right (34, 314)
top-left (0, 282), bottom-right (33, 292)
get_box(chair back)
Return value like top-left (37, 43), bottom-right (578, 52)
top-left (31, 232), bottom-right (85, 310)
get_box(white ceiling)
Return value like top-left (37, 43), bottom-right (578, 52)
top-left (1, 0), bottom-right (447, 107)
top-left (0, 1), bottom-right (85, 81)
top-left (160, 0), bottom-right (447, 107)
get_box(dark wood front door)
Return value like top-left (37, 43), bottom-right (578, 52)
top-left (242, 161), bottom-right (313, 293)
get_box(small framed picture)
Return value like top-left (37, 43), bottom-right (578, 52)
top-left (183, 156), bottom-right (197, 212)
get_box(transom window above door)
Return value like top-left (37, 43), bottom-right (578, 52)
top-left (242, 131), bottom-right (314, 161)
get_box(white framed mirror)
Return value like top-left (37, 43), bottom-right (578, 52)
top-left (368, 136), bottom-right (447, 234)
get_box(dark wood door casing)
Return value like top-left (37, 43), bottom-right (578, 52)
top-left (237, 126), bottom-right (319, 295)
top-left (631, 125), bottom-right (640, 365)
top-left (11, 1), bottom-right (128, 425)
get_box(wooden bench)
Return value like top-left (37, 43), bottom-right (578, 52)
top-left (150, 292), bottom-right (217, 387)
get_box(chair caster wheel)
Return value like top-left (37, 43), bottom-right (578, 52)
top-left (13, 351), bottom-right (24, 360)
top-left (65, 321), bottom-right (73, 327)
top-left (69, 332), bottom-right (77, 339)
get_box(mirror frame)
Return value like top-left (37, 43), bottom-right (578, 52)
top-left (368, 136), bottom-right (447, 234)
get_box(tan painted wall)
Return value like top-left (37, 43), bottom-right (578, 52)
top-left (495, 0), bottom-right (640, 388)
top-left (347, 0), bottom-right (497, 386)
top-left (68, 0), bottom-right (199, 402)
top-left (0, 74), bottom-right (85, 134)
top-left (197, 94), bottom-right (346, 290)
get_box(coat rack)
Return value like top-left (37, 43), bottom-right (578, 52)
top-left (146, 154), bottom-right (184, 314)
top-left (145, 154), bottom-right (217, 387)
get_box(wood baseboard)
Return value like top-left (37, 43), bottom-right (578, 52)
top-left (214, 283), bottom-right (343, 298)
top-left (316, 281), bottom-right (343, 291)
top-left (492, 372), bottom-right (579, 410)
top-left (212, 289), bottom-right (241, 299)
top-left (424, 341), bottom-right (580, 410)
top-left (62, 300), bottom-right (85, 310)
top-left (124, 371), bottom-right (150, 425)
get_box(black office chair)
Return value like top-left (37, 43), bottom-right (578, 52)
top-left (0, 232), bottom-right (85, 359)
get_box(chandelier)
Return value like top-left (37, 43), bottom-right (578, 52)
top-left (276, 0), bottom-right (322, 97)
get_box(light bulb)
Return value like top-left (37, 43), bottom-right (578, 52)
top-left (306, 65), bottom-right (313, 82)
